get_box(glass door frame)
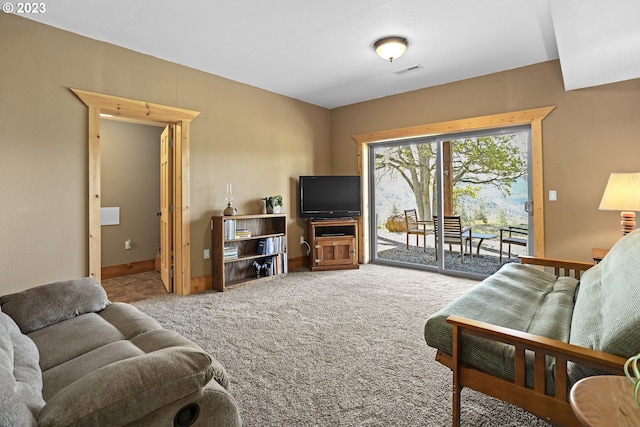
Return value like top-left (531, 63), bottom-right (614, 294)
top-left (367, 125), bottom-right (534, 279)
top-left (352, 106), bottom-right (555, 269)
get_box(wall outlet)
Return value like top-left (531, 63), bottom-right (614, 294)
top-left (204, 249), bottom-right (210, 259)
top-left (125, 239), bottom-right (132, 250)
top-left (549, 190), bottom-right (557, 201)
top-left (300, 235), bottom-right (305, 244)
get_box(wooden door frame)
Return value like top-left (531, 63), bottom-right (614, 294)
top-left (351, 106), bottom-right (555, 264)
top-left (71, 88), bottom-right (200, 295)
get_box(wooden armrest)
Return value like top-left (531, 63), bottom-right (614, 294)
top-left (519, 256), bottom-right (595, 279)
top-left (510, 225), bottom-right (528, 232)
top-left (446, 315), bottom-right (626, 373)
top-left (500, 226), bottom-right (528, 236)
top-left (443, 314), bottom-right (626, 426)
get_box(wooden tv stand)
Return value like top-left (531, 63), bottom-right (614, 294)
top-left (309, 218), bottom-right (359, 271)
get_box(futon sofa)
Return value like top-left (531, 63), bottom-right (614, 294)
top-left (0, 277), bottom-right (241, 426)
top-left (425, 228), bottom-right (640, 427)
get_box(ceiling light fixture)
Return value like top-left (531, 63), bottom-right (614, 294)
top-left (373, 36), bottom-right (408, 62)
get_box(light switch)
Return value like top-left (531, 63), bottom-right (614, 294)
top-left (549, 190), bottom-right (557, 201)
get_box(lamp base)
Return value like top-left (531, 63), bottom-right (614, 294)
top-left (620, 211), bottom-right (636, 235)
top-left (223, 202), bottom-right (237, 216)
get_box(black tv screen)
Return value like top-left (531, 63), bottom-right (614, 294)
top-left (299, 175), bottom-right (361, 218)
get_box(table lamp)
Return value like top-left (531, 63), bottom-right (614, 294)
top-left (598, 173), bottom-right (640, 235)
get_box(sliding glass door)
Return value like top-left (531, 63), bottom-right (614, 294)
top-left (369, 126), bottom-right (531, 278)
top-left (372, 138), bottom-right (438, 268)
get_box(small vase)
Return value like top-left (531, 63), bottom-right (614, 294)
top-left (272, 205), bottom-right (281, 214)
top-left (260, 199), bottom-right (267, 214)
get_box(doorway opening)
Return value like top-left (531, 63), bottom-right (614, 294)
top-left (99, 118), bottom-right (164, 285)
top-left (72, 88), bottom-right (200, 295)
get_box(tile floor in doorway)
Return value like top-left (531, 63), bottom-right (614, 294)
top-left (101, 271), bottom-right (168, 303)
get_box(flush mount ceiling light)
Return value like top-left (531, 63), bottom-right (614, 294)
top-left (373, 36), bottom-right (408, 62)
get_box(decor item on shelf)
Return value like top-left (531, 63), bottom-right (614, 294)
top-left (624, 353), bottom-right (640, 408)
top-left (598, 172), bottom-right (640, 235)
top-left (373, 36), bottom-right (408, 62)
top-left (265, 195), bottom-right (283, 214)
top-left (224, 183), bottom-right (237, 216)
top-left (252, 260), bottom-right (269, 278)
top-left (259, 198), bottom-right (267, 214)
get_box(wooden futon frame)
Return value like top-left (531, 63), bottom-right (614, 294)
top-left (437, 256), bottom-right (628, 427)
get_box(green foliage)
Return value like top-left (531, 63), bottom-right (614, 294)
top-left (499, 209), bottom-right (508, 225)
top-left (453, 135), bottom-right (526, 197)
top-left (375, 134), bottom-right (526, 220)
top-left (624, 354), bottom-right (640, 408)
top-left (453, 186), bottom-right (479, 214)
top-left (265, 195), bottom-right (282, 208)
top-left (473, 200), bottom-right (489, 224)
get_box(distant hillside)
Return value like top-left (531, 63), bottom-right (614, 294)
top-left (373, 176), bottom-right (529, 228)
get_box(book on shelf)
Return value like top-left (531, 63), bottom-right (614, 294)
top-left (282, 252), bottom-right (288, 274)
top-left (223, 245), bottom-right (238, 259)
top-left (223, 220), bottom-right (236, 240)
top-left (256, 236), bottom-right (287, 255)
top-left (235, 228), bottom-right (251, 239)
top-left (265, 257), bottom-right (273, 275)
top-left (266, 253), bottom-right (287, 276)
top-left (257, 239), bottom-right (266, 255)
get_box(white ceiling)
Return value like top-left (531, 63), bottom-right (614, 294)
top-left (23, 0), bottom-right (640, 109)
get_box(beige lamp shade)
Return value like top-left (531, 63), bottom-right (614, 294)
top-left (599, 172), bottom-right (640, 235)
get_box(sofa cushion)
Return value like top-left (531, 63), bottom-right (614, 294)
top-left (131, 329), bottom-right (230, 390)
top-left (0, 311), bottom-right (44, 426)
top-left (37, 346), bottom-right (215, 427)
top-left (569, 228), bottom-right (640, 384)
top-left (0, 277), bottom-right (109, 334)
top-left (41, 340), bottom-right (145, 401)
top-left (28, 313), bottom-right (126, 371)
top-left (425, 262), bottom-right (578, 388)
top-left (98, 302), bottom-right (163, 339)
top-left (114, 304), bottom-right (231, 389)
top-left (29, 303), bottom-right (164, 373)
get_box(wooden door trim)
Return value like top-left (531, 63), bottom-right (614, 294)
top-left (72, 88), bottom-right (200, 295)
top-left (352, 106), bottom-right (555, 261)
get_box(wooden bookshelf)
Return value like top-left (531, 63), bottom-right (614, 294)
top-left (211, 214), bottom-right (287, 291)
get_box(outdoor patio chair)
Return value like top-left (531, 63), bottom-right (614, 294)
top-left (433, 215), bottom-right (472, 263)
top-left (499, 225), bottom-right (528, 262)
top-left (404, 209), bottom-right (431, 252)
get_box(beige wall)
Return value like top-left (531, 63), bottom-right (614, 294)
top-left (2, 12), bottom-right (639, 294)
top-left (101, 120), bottom-right (163, 267)
top-left (331, 61), bottom-right (640, 262)
top-left (0, 14), bottom-right (331, 294)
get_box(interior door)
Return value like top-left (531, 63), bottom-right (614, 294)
top-left (160, 125), bottom-right (173, 292)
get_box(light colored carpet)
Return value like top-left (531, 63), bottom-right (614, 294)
top-left (133, 264), bottom-right (550, 427)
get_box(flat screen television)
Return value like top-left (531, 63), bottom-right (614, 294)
top-left (299, 175), bottom-right (361, 219)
